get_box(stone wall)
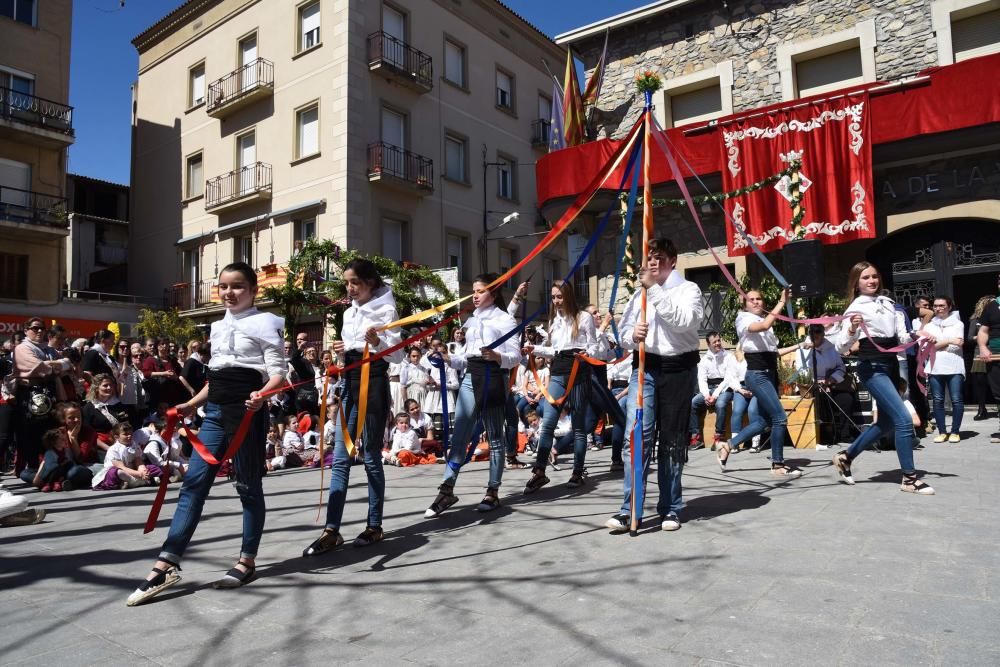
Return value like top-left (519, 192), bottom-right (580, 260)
top-left (576, 0), bottom-right (939, 140)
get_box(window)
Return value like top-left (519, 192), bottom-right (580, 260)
top-left (444, 134), bottom-right (466, 182)
top-left (185, 152), bottom-right (203, 199)
top-left (656, 61), bottom-right (733, 129)
top-left (296, 218), bottom-right (316, 244)
top-left (542, 257), bottom-right (559, 301)
top-left (0, 0), bottom-right (35, 26)
top-left (444, 39), bottom-right (465, 87)
top-left (296, 103), bottom-right (319, 159)
top-left (670, 83), bottom-right (723, 127)
top-left (382, 217), bottom-right (406, 262)
top-left (0, 69), bottom-right (33, 96)
top-left (496, 155), bottom-right (515, 200)
top-left (446, 233), bottom-right (466, 280)
top-left (496, 69), bottom-right (513, 109)
top-left (952, 7), bottom-right (1000, 61)
top-left (795, 46), bottom-right (863, 97)
top-left (499, 246), bottom-right (516, 289)
top-left (236, 235), bottom-right (254, 266)
top-left (777, 21), bottom-right (876, 101)
top-left (298, 1), bottom-right (321, 52)
top-left (0, 252), bottom-right (28, 299)
top-left (182, 249), bottom-right (200, 286)
top-left (189, 63), bottom-right (205, 107)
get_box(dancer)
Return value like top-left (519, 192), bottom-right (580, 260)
top-left (716, 288), bottom-right (803, 478)
top-left (832, 261), bottom-right (934, 494)
top-left (604, 238), bottom-right (703, 533)
top-left (523, 280), bottom-right (598, 491)
top-left (425, 274), bottom-right (519, 516)
top-left (127, 262), bottom-right (286, 606)
top-left (303, 258), bottom-right (402, 556)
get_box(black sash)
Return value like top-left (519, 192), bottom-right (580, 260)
top-left (632, 350), bottom-right (700, 373)
top-left (857, 336), bottom-right (898, 361)
top-left (745, 351), bottom-right (777, 372)
top-left (467, 358), bottom-right (506, 407)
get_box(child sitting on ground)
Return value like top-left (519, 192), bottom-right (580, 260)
top-left (142, 420), bottom-right (189, 482)
top-left (518, 409), bottom-right (541, 454)
top-left (93, 422), bottom-right (162, 490)
top-left (19, 429), bottom-right (73, 492)
top-left (405, 398), bottom-right (442, 455)
top-left (385, 412), bottom-right (437, 466)
top-left (548, 406), bottom-right (575, 469)
top-left (298, 413), bottom-right (321, 467)
top-left (269, 414), bottom-right (305, 471)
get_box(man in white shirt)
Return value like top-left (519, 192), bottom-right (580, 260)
top-left (604, 238), bottom-right (703, 535)
top-left (688, 331), bottom-right (736, 450)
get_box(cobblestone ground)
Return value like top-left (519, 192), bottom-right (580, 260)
top-left (2, 417), bottom-right (999, 666)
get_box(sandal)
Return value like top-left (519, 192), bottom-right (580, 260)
top-left (126, 560), bottom-right (181, 607)
top-left (523, 468), bottom-right (550, 494)
top-left (476, 489), bottom-right (500, 512)
top-left (770, 463), bottom-right (802, 479)
top-left (213, 559), bottom-right (257, 589)
top-left (717, 442), bottom-right (732, 473)
top-left (353, 525), bottom-right (384, 547)
top-left (505, 455), bottom-right (527, 470)
top-left (302, 528), bottom-right (344, 557)
top-left (424, 484), bottom-right (459, 518)
top-left (832, 452), bottom-right (854, 485)
top-left (566, 470), bottom-right (587, 488)
top-left (901, 474), bottom-right (935, 495)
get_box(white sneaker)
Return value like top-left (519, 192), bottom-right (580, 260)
top-left (661, 514), bottom-right (681, 531)
top-left (0, 489), bottom-right (29, 521)
top-left (816, 444), bottom-right (829, 450)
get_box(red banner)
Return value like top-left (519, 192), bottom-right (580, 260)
top-left (720, 93), bottom-right (875, 256)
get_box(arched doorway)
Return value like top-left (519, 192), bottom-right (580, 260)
top-left (866, 219), bottom-right (1000, 319)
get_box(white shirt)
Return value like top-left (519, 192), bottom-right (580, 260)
top-left (736, 311), bottom-right (779, 353)
top-left (516, 363), bottom-right (549, 396)
top-left (209, 307), bottom-right (287, 381)
top-left (390, 429), bottom-right (421, 454)
top-left (608, 355), bottom-right (632, 383)
top-left (341, 286), bottom-right (403, 363)
top-left (401, 360), bottom-right (429, 388)
top-left (281, 430), bottom-right (303, 455)
top-left (836, 295), bottom-right (908, 354)
top-left (697, 349), bottom-right (738, 397)
top-left (922, 312), bottom-right (966, 376)
top-left (105, 441), bottom-right (143, 470)
top-left (409, 411), bottom-right (433, 435)
top-left (450, 304), bottom-right (520, 371)
top-left (619, 270), bottom-right (703, 356)
top-left (533, 311), bottom-right (597, 357)
top-left (506, 299), bottom-right (549, 343)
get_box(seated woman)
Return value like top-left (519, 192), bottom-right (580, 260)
top-left (92, 422), bottom-right (162, 490)
top-left (405, 399), bottom-right (441, 455)
top-left (54, 401), bottom-right (101, 470)
top-left (515, 356), bottom-right (548, 421)
top-left (82, 373), bottom-right (131, 458)
top-left (385, 413), bottom-right (437, 467)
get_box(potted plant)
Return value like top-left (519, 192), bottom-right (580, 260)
top-left (634, 70), bottom-right (662, 108)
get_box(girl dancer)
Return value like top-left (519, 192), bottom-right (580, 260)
top-left (716, 288), bottom-right (802, 477)
top-left (832, 262), bottom-right (934, 494)
top-left (303, 258), bottom-right (402, 556)
top-left (522, 280), bottom-right (598, 491)
top-left (127, 262), bottom-right (286, 605)
top-left (425, 274), bottom-right (520, 516)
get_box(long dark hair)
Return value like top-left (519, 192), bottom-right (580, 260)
top-left (344, 258), bottom-right (385, 291)
top-left (220, 261), bottom-right (258, 288)
top-left (547, 280), bottom-right (580, 339)
top-left (472, 273), bottom-right (506, 311)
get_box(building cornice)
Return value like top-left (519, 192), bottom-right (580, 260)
top-left (554, 0), bottom-right (698, 45)
top-left (132, 0), bottom-right (219, 52)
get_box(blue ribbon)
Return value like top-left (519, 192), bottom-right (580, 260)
top-left (426, 352), bottom-right (451, 459)
top-left (607, 142), bottom-right (643, 356)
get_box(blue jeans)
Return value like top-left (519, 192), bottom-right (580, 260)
top-left (610, 393), bottom-right (628, 463)
top-left (442, 374), bottom-right (506, 489)
top-left (620, 365), bottom-right (695, 519)
top-left (689, 389), bottom-right (733, 436)
top-left (929, 374), bottom-right (964, 435)
top-left (585, 375), bottom-right (627, 441)
top-left (730, 369), bottom-right (787, 463)
top-left (325, 368), bottom-right (389, 531)
top-left (535, 374), bottom-right (589, 474)
top-left (160, 402), bottom-right (268, 562)
top-left (846, 360), bottom-right (916, 473)
top-left (730, 389), bottom-right (759, 435)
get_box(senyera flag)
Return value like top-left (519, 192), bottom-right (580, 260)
top-left (720, 92), bottom-right (876, 256)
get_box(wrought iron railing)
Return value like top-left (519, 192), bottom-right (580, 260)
top-left (699, 290), bottom-right (723, 335)
top-left (366, 31), bottom-right (433, 89)
top-left (0, 185), bottom-right (68, 227)
top-left (63, 289), bottom-right (155, 305)
top-left (531, 119), bottom-right (551, 147)
top-left (0, 87), bottom-right (73, 133)
top-left (164, 279), bottom-right (218, 311)
top-left (206, 58), bottom-right (274, 112)
top-left (367, 141), bottom-right (433, 190)
top-left (205, 162), bottom-right (272, 209)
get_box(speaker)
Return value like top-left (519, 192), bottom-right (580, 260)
top-left (783, 239), bottom-right (825, 298)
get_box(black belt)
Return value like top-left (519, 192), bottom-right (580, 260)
top-left (550, 349), bottom-right (583, 376)
top-left (632, 350), bottom-right (699, 372)
top-left (745, 351), bottom-right (777, 371)
top-left (610, 380), bottom-right (629, 389)
top-left (207, 367), bottom-right (262, 405)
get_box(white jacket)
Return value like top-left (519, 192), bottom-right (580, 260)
top-left (619, 270), bottom-right (703, 356)
top-left (341, 286), bottom-right (403, 363)
top-left (922, 312), bottom-right (966, 376)
top-left (450, 304), bottom-right (520, 370)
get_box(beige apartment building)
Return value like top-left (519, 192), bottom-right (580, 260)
top-left (0, 0), bottom-right (75, 331)
top-left (130, 0), bottom-right (566, 331)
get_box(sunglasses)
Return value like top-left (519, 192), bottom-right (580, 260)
top-left (27, 326), bottom-right (45, 332)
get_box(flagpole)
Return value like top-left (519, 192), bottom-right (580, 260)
top-left (540, 58), bottom-right (564, 96)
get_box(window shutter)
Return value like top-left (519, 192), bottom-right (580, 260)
top-left (952, 8), bottom-right (1000, 62)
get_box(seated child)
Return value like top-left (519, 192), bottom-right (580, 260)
top-left (298, 413), bottom-right (321, 467)
top-left (405, 398), bottom-right (441, 455)
top-left (518, 409), bottom-right (541, 454)
top-left (269, 414), bottom-right (305, 470)
top-left (54, 401), bottom-right (101, 469)
top-left (385, 412), bottom-right (437, 466)
top-left (20, 429), bottom-right (91, 492)
top-left (92, 422), bottom-right (162, 490)
top-left (142, 420), bottom-right (189, 482)
top-left (548, 407), bottom-right (575, 469)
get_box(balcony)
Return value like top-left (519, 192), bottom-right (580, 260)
top-left (0, 186), bottom-right (68, 235)
top-left (164, 280), bottom-right (218, 311)
top-left (367, 31), bottom-right (433, 92)
top-left (367, 142), bottom-right (433, 195)
top-left (531, 119), bottom-right (551, 150)
top-left (206, 58), bottom-right (274, 119)
top-left (0, 87), bottom-right (74, 146)
top-left (205, 162), bottom-right (272, 212)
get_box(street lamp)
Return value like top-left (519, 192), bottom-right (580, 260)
top-left (481, 144), bottom-right (535, 273)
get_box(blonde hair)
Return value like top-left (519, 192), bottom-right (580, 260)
top-left (973, 295), bottom-right (995, 319)
top-left (86, 373), bottom-right (118, 402)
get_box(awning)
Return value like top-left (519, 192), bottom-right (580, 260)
top-left (176, 198), bottom-right (326, 245)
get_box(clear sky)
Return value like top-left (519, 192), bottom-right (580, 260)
top-left (68, 0), bottom-right (646, 185)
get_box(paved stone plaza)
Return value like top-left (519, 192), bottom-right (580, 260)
top-left (2, 423), bottom-right (999, 666)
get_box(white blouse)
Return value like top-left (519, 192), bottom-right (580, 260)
top-left (619, 270), bottom-right (703, 357)
top-left (835, 295), bottom-right (908, 354)
top-left (922, 312), bottom-right (966, 376)
top-left (533, 311), bottom-right (597, 357)
top-left (341, 286), bottom-right (404, 363)
top-left (450, 304), bottom-right (520, 371)
top-left (736, 311), bottom-right (779, 353)
top-left (208, 307), bottom-right (287, 381)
